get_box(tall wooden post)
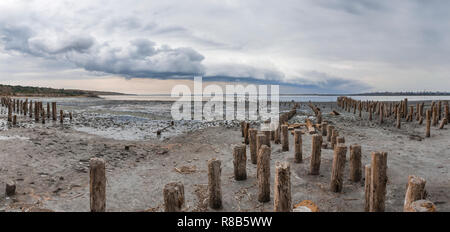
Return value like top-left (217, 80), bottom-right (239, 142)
top-left (309, 134), bottom-right (322, 175)
top-left (364, 165), bottom-right (371, 212)
top-left (281, 125), bottom-right (289, 152)
top-left (257, 145), bottom-right (271, 202)
top-left (233, 145), bottom-right (247, 181)
top-left (163, 182), bottom-right (185, 212)
top-left (396, 106), bottom-right (401, 129)
top-left (208, 159), bottom-right (222, 209)
top-left (370, 152), bottom-right (388, 212)
top-left (426, 110), bottom-right (431, 138)
top-left (327, 125), bottom-right (334, 142)
top-left (90, 158), bottom-right (106, 212)
top-left (294, 129), bottom-right (302, 163)
top-left (330, 144), bottom-right (347, 192)
top-left (248, 128), bottom-right (258, 165)
top-left (52, 102), bottom-right (57, 121)
top-left (274, 162), bottom-right (291, 212)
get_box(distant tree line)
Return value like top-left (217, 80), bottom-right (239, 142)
top-left (0, 84), bottom-right (123, 97)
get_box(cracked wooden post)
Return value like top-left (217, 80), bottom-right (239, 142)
top-left (233, 145), bottom-right (247, 181)
top-left (426, 110), bottom-right (431, 138)
top-left (294, 129), bottom-right (302, 163)
top-left (281, 125), bottom-right (289, 152)
top-left (349, 144), bottom-right (362, 182)
top-left (52, 102), bottom-right (57, 121)
top-left (397, 106), bottom-right (401, 129)
top-left (309, 134), bottom-right (322, 175)
top-left (208, 159), bottom-right (222, 209)
top-left (369, 151), bottom-right (388, 212)
top-left (274, 162), bottom-right (291, 212)
top-left (403, 175), bottom-right (426, 212)
top-left (439, 118), bottom-right (447, 129)
top-left (327, 125), bottom-right (334, 142)
top-left (263, 130), bottom-right (271, 148)
top-left (256, 133), bottom-right (267, 159)
top-left (321, 122), bottom-right (328, 137)
top-left (243, 122), bottom-right (249, 144)
top-left (248, 128), bottom-right (258, 165)
top-left (364, 165), bottom-right (371, 212)
top-left (90, 158), bottom-right (106, 212)
top-left (331, 129), bottom-right (338, 149)
top-left (257, 145), bottom-right (271, 202)
top-left (163, 182), bottom-right (185, 212)
top-left (405, 200), bottom-right (436, 212)
top-left (330, 144), bottom-right (347, 192)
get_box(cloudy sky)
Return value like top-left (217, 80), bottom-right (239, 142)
top-left (1, 0), bottom-right (449, 94)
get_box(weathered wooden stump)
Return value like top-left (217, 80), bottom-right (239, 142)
top-left (403, 175), bottom-right (426, 212)
top-left (309, 134), bottom-right (322, 175)
top-left (294, 129), bottom-right (302, 163)
top-left (426, 110), bottom-right (431, 137)
top-left (274, 162), bottom-right (291, 212)
top-left (208, 159), bottom-right (222, 209)
top-left (321, 122), bottom-right (328, 137)
top-left (327, 125), bottom-right (334, 142)
top-left (257, 145), bottom-right (271, 202)
top-left (90, 158), bottom-right (106, 212)
top-left (248, 128), bottom-right (258, 164)
top-left (397, 107), bottom-right (401, 129)
top-left (330, 144), bottom-right (347, 192)
top-left (163, 182), bottom-right (185, 212)
top-left (52, 102), bottom-right (57, 121)
top-left (369, 152), bottom-right (388, 212)
top-left (233, 145), bottom-right (247, 180)
top-left (12, 115), bottom-right (17, 125)
top-left (60, 110), bottom-right (64, 123)
top-left (263, 130), bottom-right (271, 148)
top-left (405, 200), bottom-right (436, 212)
top-left (331, 129), bottom-right (338, 149)
top-left (256, 133), bottom-right (267, 159)
top-left (349, 144), bottom-right (362, 182)
top-left (6, 180), bottom-right (16, 196)
top-left (281, 125), bottom-right (289, 151)
top-left (337, 136), bottom-right (345, 145)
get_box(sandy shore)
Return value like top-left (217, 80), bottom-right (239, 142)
top-left (0, 101), bottom-right (449, 212)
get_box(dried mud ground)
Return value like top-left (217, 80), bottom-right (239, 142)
top-left (0, 101), bottom-right (449, 212)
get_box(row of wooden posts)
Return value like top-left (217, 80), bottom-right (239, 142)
top-left (337, 97), bottom-right (449, 137)
top-left (0, 96), bottom-right (72, 125)
top-left (85, 102), bottom-right (434, 212)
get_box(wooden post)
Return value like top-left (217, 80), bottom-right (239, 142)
top-left (327, 125), bottom-right (334, 142)
top-left (13, 115), bottom-right (17, 125)
top-left (331, 129), bottom-right (338, 149)
top-left (370, 152), bottom-right (388, 212)
top-left (294, 129), bottom-right (302, 163)
top-left (445, 103), bottom-right (449, 125)
top-left (330, 144), bottom-right (347, 192)
top-left (243, 122), bottom-right (249, 144)
top-left (69, 112), bottom-right (73, 121)
top-left (233, 145), bottom-right (247, 181)
top-left (47, 102), bottom-right (50, 119)
top-left (403, 176), bottom-right (426, 212)
top-left (29, 100), bottom-right (33, 118)
top-left (7, 104), bottom-right (12, 122)
top-left (256, 133), bottom-right (267, 160)
top-left (208, 159), bottom-right (222, 209)
top-left (405, 200), bottom-right (436, 212)
top-left (274, 125), bottom-right (281, 144)
top-left (35, 101), bottom-right (39, 122)
top-left (426, 110), bottom-right (431, 138)
top-left (369, 106), bottom-right (373, 121)
top-left (257, 145), bottom-right (271, 202)
top-left (241, 121), bottom-right (245, 137)
top-left (281, 125), bottom-right (289, 151)
top-left (349, 144), bottom-right (362, 182)
top-left (364, 165), bottom-right (371, 212)
top-left (379, 103), bottom-right (383, 124)
top-left (163, 182), bottom-right (185, 212)
top-left (321, 122), bottom-right (328, 137)
top-left (396, 106), bottom-right (401, 129)
top-left (263, 130), bottom-right (271, 147)
top-left (439, 118), bottom-right (446, 129)
top-left (432, 105), bottom-right (438, 126)
top-left (309, 134), bottom-right (322, 175)
top-left (249, 128), bottom-right (258, 165)
top-left (274, 162), bottom-right (291, 212)
top-left (5, 180), bottom-right (16, 196)
top-left (90, 158), bottom-right (106, 212)
top-left (337, 136), bottom-right (345, 145)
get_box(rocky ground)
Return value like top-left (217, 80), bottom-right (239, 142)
top-left (0, 101), bottom-right (448, 212)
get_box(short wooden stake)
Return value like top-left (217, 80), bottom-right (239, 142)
top-left (208, 159), bottom-right (222, 209)
top-left (163, 182), bottom-right (185, 212)
top-left (90, 158), bottom-right (106, 212)
top-left (403, 175), bottom-right (426, 212)
top-left (274, 162), bottom-right (291, 212)
top-left (5, 180), bottom-right (16, 196)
